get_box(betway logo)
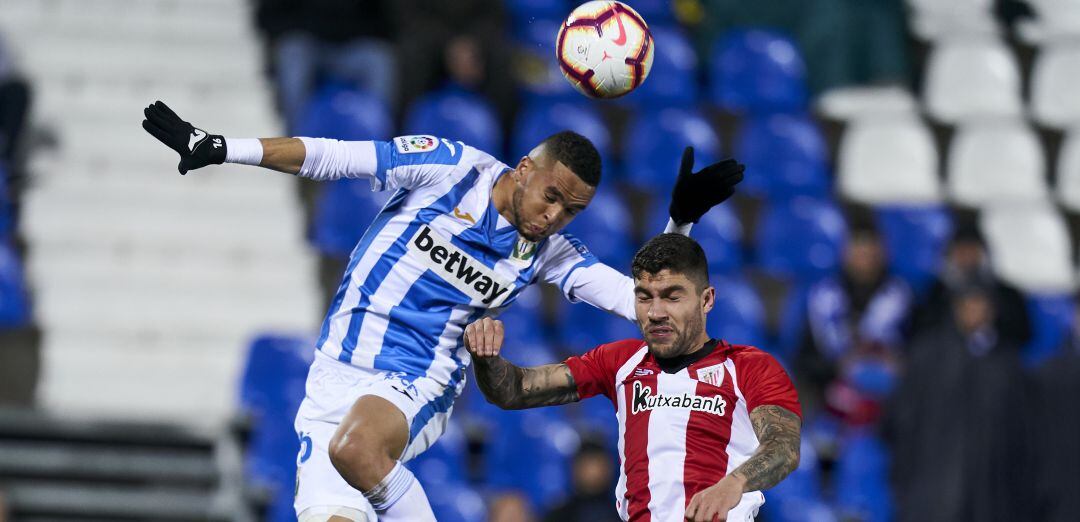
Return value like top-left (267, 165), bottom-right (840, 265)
top-left (408, 225), bottom-right (514, 306)
top-left (631, 380), bottom-right (727, 416)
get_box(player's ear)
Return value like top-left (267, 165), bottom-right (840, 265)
top-left (514, 156), bottom-right (532, 181)
top-left (701, 285), bottom-right (715, 315)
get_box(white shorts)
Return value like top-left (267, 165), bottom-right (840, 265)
top-left (293, 349), bottom-right (466, 516)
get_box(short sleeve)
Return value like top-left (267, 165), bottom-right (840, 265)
top-left (372, 135), bottom-right (465, 192)
top-left (536, 233), bottom-right (598, 294)
top-left (737, 350), bottom-right (802, 419)
top-left (564, 340), bottom-right (645, 401)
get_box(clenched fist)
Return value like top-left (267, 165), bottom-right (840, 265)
top-left (463, 317), bottom-right (504, 358)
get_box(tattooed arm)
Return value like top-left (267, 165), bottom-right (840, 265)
top-left (464, 317), bottom-right (580, 410)
top-left (684, 405), bottom-right (801, 522)
top-left (731, 405), bottom-right (802, 490)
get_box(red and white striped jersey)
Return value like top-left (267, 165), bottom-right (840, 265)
top-left (565, 339), bottom-right (801, 522)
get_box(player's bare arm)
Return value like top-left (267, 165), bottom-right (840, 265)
top-left (463, 317), bottom-right (580, 410)
top-left (684, 404), bottom-right (801, 522)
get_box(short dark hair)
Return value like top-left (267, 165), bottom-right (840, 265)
top-left (541, 131), bottom-right (601, 187)
top-left (631, 233), bottom-right (710, 291)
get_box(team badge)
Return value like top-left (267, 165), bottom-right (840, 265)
top-left (394, 135), bottom-right (438, 154)
top-left (697, 363), bottom-right (726, 387)
top-left (510, 235), bottom-right (538, 265)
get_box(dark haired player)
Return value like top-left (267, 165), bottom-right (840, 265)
top-left (465, 234), bottom-right (802, 521)
top-left (141, 102), bottom-right (744, 522)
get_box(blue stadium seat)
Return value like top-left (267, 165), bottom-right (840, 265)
top-left (404, 87), bottom-right (503, 155)
top-left (0, 241), bottom-right (30, 328)
top-left (507, 0), bottom-right (568, 23)
top-left (624, 107), bottom-right (722, 193)
top-left (775, 281), bottom-right (813, 362)
top-left (762, 439), bottom-right (837, 522)
top-left (294, 83), bottom-right (393, 141)
top-left (409, 419), bottom-right (470, 491)
top-left (558, 300), bottom-right (639, 354)
top-left (238, 334), bottom-right (314, 494)
top-left (834, 430), bottom-right (894, 522)
top-left (511, 100), bottom-right (612, 173)
top-left (708, 275), bottom-right (767, 349)
top-left (875, 206), bottom-right (953, 295)
top-left (623, 0), bottom-right (676, 23)
top-left (755, 197), bottom-right (847, 280)
top-left (622, 25), bottom-right (698, 108)
top-left (425, 483), bottom-right (486, 522)
top-left (735, 112), bottom-right (830, 200)
top-left (484, 406), bottom-right (578, 510)
top-left (648, 201), bottom-right (743, 274)
top-left (310, 179), bottom-right (391, 258)
top-left (1024, 294), bottom-right (1075, 368)
top-left (564, 189), bottom-right (634, 266)
top-left (709, 29), bottom-right (808, 113)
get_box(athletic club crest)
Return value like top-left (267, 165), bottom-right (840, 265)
top-left (696, 363), bottom-right (726, 387)
top-left (510, 236), bottom-right (538, 265)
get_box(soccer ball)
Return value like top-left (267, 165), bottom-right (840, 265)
top-left (556, 1), bottom-right (654, 99)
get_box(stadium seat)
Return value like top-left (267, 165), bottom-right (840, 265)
top-left (709, 29), bottom-right (808, 113)
top-left (564, 189), bottom-right (634, 266)
top-left (834, 430), bottom-right (893, 522)
top-left (511, 100), bottom-right (612, 174)
top-left (623, 0), bottom-right (676, 23)
top-left (924, 39), bottom-right (1022, 123)
top-left (1017, 0), bottom-right (1080, 43)
top-left (484, 406), bottom-right (578, 510)
top-left (735, 112), bottom-right (830, 200)
top-left (907, 0), bottom-right (998, 40)
top-left (293, 83), bottom-right (393, 141)
top-left (875, 206), bottom-right (953, 294)
top-left (1031, 43), bottom-right (1080, 129)
top-left (947, 121), bottom-right (1048, 207)
top-left (648, 201), bottom-right (744, 274)
top-left (623, 107), bottom-right (722, 192)
top-left (708, 275), bottom-right (767, 349)
top-left (311, 179), bottom-right (391, 258)
top-left (403, 87), bottom-right (503, 155)
top-left (558, 299), bottom-right (640, 354)
top-left (409, 419), bottom-right (470, 491)
top-left (622, 25), bottom-right (698, 107)
top-left (755, 197), bottom-right (847, 281)
top-left (1056, 128), bottom-right (1080, 212)
top-left (1024, 294), bottom-right (1076, 368)
top-left (506, 0), bottom-right (567, 23)
top-left (980, 205), bottom-right (1074, 293)
top-left (761, 439), bottom-right (837, 522)
top-left (0, 241), bottom-right (31, 328)
top-left (815, 85), bottom-right (919, 120)
top-left (837, 116), bottom-right (940, 205)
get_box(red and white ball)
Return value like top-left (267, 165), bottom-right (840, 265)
top-left (556, 1), bottom-right (655, 99)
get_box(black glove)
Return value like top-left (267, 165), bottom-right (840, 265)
top-left (668, 147), bottom-right (745, 225)
top-left (141, 101), bottom-right (226, 175)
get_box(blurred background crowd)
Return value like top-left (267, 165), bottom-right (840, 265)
top-left (1, 0), bottom-right (1080, 521)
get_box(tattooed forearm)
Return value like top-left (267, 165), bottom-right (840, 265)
top-left (730, 405), bottom-right (801, 492)
top-left (472, 357), bottom-right (579, 410)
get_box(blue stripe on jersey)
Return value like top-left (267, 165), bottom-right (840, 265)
top-left (337, 168), bottom-right (481, 363)
top-left (317, 188), bottom-right (410, 351)
top-left (374, 138), bottom-right (461, 186)
top-left (408, 308), bottom-right (481, 441)
top-left (558, 234), bottom-right (599, 296)
top-left (372, 270), bottom-right (463, 376)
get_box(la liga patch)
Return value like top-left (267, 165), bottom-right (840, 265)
top-left (394, 135), bottom-right (438, 154)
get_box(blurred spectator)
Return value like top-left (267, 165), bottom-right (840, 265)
top-left (796, 217), bottom-right (911, 420)
top-left (913, 221), bottom-right (1032, 347)
top-left (392, 0), bottom-right (516, 129)
top-left (1029, 303), bottom-right (1080, 521)
top-left (697, 0), bottom-right (911, 94)
top-left (489, 491), bottom-right (536, 522)
top-left (888, 286), bottom-right (1031, 522)
top-left (253, 0), bottom-right (398, 132)
top-left (543, 440), bottom-right (621, 522)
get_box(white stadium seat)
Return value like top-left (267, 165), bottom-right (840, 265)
top-left (1031, 43), bottom-right (1080, 129)
top-left (838, 116), bottom-right (941, 204)
top-left (907, 0), bottom-right (999, 40)
top-left (924, 39), bottom-right (1023, 123)
top-left (981, 205), bottom-right (1075, 293)
top-left (815, 85), bottom-right (919, 120)
top-left (947, 120), bottom-right (1048, 206)
top-left (1056, 128), bottom-right (1080, 211)
top-left (1017, 0), bottom-right (1080, 43)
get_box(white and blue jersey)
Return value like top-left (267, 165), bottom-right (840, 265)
top-left (299, 135), bottom-right (637, 387)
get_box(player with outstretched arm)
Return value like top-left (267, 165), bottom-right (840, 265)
top-left (464, 233), bottom-right (802, 522)
top-left (141, 102), bottom-right (743, 522)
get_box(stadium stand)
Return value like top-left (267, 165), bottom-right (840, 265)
top-left (709, 29), bottom-right (809, 113)
top-left (947, 120), bottom-right (1049, 207)
top-left (837, 116), bottom-right (940, 204)
top-left (1030, 42), bottom-right (1080, 129)
top-left (923, 38), bottom-right (1023, 123)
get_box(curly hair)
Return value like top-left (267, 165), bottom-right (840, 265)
top-left (541, 130), bottom-right (601, 187)
top-left (631, 233), bottom-right (710, 291)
